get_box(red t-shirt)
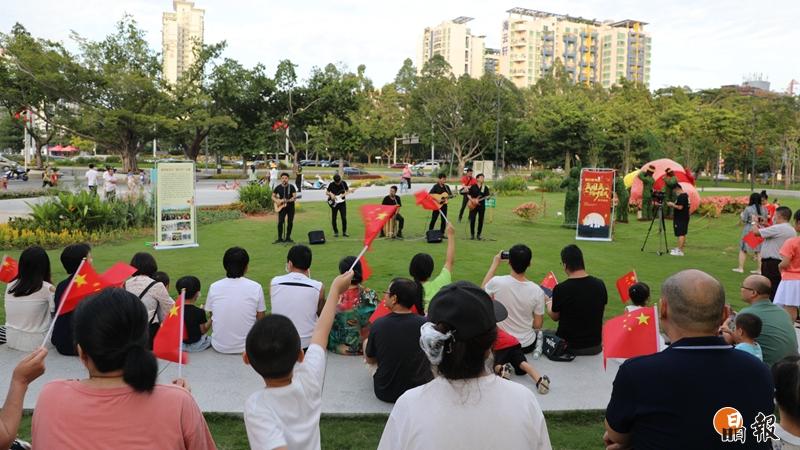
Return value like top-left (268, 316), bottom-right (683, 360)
top-left (494, 327), bottom-right (520, 350)
top-left (460, 176), bottom-right (477, 188)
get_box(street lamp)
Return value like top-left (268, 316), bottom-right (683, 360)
top-left (304, 131), bottom-right (310, 160)
top-left (494, 76), bottom-right (501, 180)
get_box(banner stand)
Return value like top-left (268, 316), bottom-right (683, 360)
top-left (576, 168), bottom-right (615, 242)
top-left (153, 162), bottom-right (199, 250)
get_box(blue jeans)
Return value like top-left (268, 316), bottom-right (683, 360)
top-left (183, 335), bottom-right (211, 352)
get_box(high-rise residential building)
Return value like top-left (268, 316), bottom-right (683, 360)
top-left (484, 48), bottom-right (500, 75)
top-left (499, 8), bottom-right (651, 89)
top-left (417, 17), bottom-right (486, 78)
top-left (162, 0), bottom-right (205, 85)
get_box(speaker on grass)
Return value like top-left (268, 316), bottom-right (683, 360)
top-left (308, 230), bottom-right (326, 244)
top-left (426, 230), bottom-right (443, 243)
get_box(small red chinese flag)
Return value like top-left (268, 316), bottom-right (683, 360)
top-left (360, 255), bottom-right (372, 282)
top-left (360, 205), bottom-right (398, 247)
top-left (616, 270), bottom-right (638, 303)
top-left (60, 260), bottom-right (106, 316)
top-left (602, 306), bottom-right (659, 368)
top-left (101, 262), bottom-right (137, 287)
top-left (414, 190), bottom-right (441, 211)
top-left (539, 271), bottom-right (558, 297)
top-left (742, 232), bottom-right (765, 250)
top-left (153, 294), bottom-right (189, 364)
top-left (369, 300), bottom-right (419, 323)
top-left (0, 255), bottom-right (19, 283)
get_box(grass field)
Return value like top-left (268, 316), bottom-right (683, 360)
top-left (2, 190), bottom-right (796, 448)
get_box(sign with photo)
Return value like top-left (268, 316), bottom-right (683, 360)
top-left (576, 168), bottom-right (615, 241)
top-left (154, 162), bottom-right (198, 249)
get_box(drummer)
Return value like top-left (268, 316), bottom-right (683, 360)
top-left (381, 186), bottom-right (404, 238)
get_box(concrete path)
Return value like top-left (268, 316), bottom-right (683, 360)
top-left (0, 344), bottom-right (620, 414)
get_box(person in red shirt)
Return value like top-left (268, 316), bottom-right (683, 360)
top-left (493, 327), bottom-right (550, 394)
top-left (458, 167), bottom-right (478, 222)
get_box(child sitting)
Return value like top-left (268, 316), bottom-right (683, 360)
top-left (493, 327), bottom-right (550, 394)
top-left (243, 270), bottom-right (353, 450)
top-left (625, 282), bottom-right (650, 312)
top-left (153, 271), bottom-right (170, 292)
top-left (176, 276), bottom-right (211, 353)
top-left (731, 313), bottom-right (764, 361)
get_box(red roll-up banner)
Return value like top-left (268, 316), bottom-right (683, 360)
top-left (576, 168), bottom-right (615, 241)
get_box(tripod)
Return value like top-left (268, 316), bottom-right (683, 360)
top-left (641, 202), bottom-right (669, 255)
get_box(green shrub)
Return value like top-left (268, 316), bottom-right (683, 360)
top-left (0, 188), bottom-right (61, 200)
top-left (512, 202), bottom-right (543, 222)
top-left (492, 176), bottom-right (528, 195)
top-left (14, 191), bottom-right (153, 233)
top-left (529, 171), bottom-right (548, 181)
top-left (238, 183), bottom-right (274, 211)
top-left (239, 200), bottom-right (264, 214)
top-left (538, 177), bottom-right (564, 192)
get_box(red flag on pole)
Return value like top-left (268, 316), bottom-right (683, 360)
top-left (360, 205), bottom-right (398, 247)
top-left (414, 190), bottom-right (441, 211)
top-left (539, 271), bottom-right (558, 296)
top-left (153, 293), bottom-right (188, 365)
top-left (101, 262), bottom-right (137, 287)
top-left (742, 232), bottom-right (765, 250)
top-left (360, 255), bottom-right (372, 282)
top-left (59, 260), bottom-right (137, 316)
top-left (602, 306), bottom-right (659, 368)
top-left (0, 255), bottom-right (19, 283)
top-left (616, 270), bottom-right (638, 303)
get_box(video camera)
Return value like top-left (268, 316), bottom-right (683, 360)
top-left (651, 190), bottom-right (665, 205)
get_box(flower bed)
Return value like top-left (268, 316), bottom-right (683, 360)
top-left (696, 196), bottom-right (749, 218)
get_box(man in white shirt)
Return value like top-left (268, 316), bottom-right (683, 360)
top-left (481, 244), bottom-right (545, 353)
top-left (85, 164), bottom-right (99, 196)
top-left (754, 206), bottom-right (797, 299)
top-left (206, 247), bottom-right (266, 354)
top-left (270, 245), bottom-right (325, 349)
top-left (102, 166), bottom-right (117, 201)
top-left (269, 166), bottom-right (279, 190)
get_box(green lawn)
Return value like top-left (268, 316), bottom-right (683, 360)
top-left (2, 191), bottom-right (795, 448)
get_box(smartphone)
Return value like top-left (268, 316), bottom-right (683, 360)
top-left (500, 251), bottom-right (510, 260)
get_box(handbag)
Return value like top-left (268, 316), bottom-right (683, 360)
top-left (127, 280), bottom-right (161, 349)
top-left (542, 331), bottom-right (576, 362)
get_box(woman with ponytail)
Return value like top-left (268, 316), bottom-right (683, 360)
top-left (31, 288), bottom-right (216, 449)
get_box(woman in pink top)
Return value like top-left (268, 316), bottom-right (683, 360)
top-left (32, 288), bottom-right (216, 450)
top-left (401, 164), bottom-right (412, 191)
top-left (775, 209), bottom-right (800, 320)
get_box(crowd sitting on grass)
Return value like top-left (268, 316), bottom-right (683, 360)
top-left (2, 216), bottom-right (800, 449)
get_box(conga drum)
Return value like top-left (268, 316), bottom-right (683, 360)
top-left (383, 217), bottom-right (397, 238)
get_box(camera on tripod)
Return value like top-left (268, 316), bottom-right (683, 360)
top-left (651, 190), bottom-right (665, 205)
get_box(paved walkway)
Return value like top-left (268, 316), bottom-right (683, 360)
top-left (0, 344), bottom-right (620, 414)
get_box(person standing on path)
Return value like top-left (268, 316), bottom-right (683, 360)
top-left (102, 166), bottom-right (117, 201)
top-left (85, 164), bottom-right (99, 196)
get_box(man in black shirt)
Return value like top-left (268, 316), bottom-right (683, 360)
top-left (272, 173), bottom-right (298, 244)
top-left (667, 184), bottom-right (690, 256)
top-left (381, 185), bottom-right (404, 238)
top-left (547, 244), bottom-right (607, 355)
top-left (327, 174), bottom-right (349, 237)
top-left (428, 173), bottom-right (452, 233)
top-left (467, 173), bottom-right (490, 240)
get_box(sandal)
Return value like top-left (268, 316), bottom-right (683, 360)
top-left (536, 375), bottom-right (551, 395)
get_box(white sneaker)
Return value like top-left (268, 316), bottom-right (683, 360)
top-left (674, 249), bottom-right (684, 256)
top-left (732, 268), bottom-right (744, 273)
top-left (669, 248), bottom-right (678, 255)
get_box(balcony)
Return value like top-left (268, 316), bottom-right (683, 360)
top-left (543, 33), bottom-right (554, 42)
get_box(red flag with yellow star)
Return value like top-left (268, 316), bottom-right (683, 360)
top-left (58, 260), bottom-right (137, 316)
top-left (414, 190), bottom-right (442, 211)
top-left (0, 255), bottom-right (19, 283)
top-left (602, 306), bottom-right (659, 368)
top-left (153, 293), bottom-right (188, 364)
top-left (615, 270), bottom-right (638, 303)
top-left (360, 205), bottom-right (398, 247)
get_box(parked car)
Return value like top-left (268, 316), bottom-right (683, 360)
top-left (329, 160), bottom-right (350, 167)
top-left (300, 159), bottom-right (318, 166)
top-left (412, 161), bottom-right (440, 173)
top-left (0, 155), bottom-right (18, 172)
top-left (319, 159), bottom-right (332, 167)
top-left (390, 162), bottom-right (408, 169)
top-left (343, 167), bottom-right (368, 176)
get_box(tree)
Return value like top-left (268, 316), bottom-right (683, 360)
top-left (606, 79), bottom-right (656, 173)
top-left (0, 110), bottom-right (24, 151)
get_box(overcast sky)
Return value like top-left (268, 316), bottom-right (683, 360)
top-left (3, 0), bottom-right (799, 92)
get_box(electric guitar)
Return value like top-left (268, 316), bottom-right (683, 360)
top-left (327, 188), bottom-right (357, 208)
top-left (468, 193), bottom-right (495, 210)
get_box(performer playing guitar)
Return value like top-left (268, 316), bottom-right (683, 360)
top-left (428, 173), bottom-right (453, 234)
top-left (272, 172), bottom-right (298, 243)
top-left (326, 174), bottom-right (350, 237)
top-left (458, 167), bottom-right (477, 222)
top-left (468, 173), bottom-right (490, 240)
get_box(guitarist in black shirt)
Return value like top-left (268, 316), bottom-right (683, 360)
top-left (272, 173), bottom-right (298, 243)
top-left (380, 185), bottom-right (404, 238)
top-left (326, 174), bottom-right (349, 237)
top-left (428, 173), bottom-right (452, 233)
top-left (467, 173), bottom-right (490, 240)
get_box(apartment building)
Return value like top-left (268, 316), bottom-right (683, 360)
top-left (484, 48), bottom-right (500, 75)
top-left (499, 7), bottom-right (651, 89)
top-left (417, 17), bottom-right (486, 78)
top-left (162, 0), bottom-right (205, 85)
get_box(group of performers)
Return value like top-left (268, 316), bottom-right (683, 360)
top-left (271, 169), bottom-right (492, 243)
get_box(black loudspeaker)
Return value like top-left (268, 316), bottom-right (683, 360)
top-left (426, 230), bottom-right (443, 243)
top-left (308, 230), bottom-right (326, 245)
